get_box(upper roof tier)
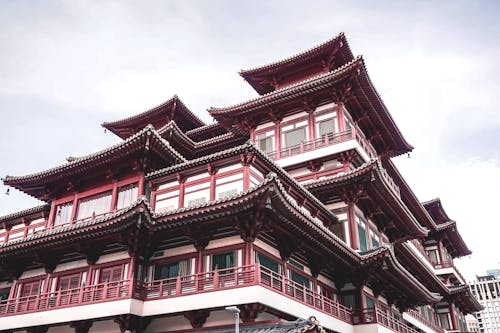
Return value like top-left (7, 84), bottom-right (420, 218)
top-left (240, 32), bottom-right (354, 95)
top-left (2, 125), bottom-right (186, 200)
top-left (422, 198), bottom-right (471, 258)
top-left (211, 55), bottom-right (413, 157)
top-left (102, 95), bottom-right (205, 139)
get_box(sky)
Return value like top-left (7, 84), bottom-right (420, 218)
top-left (0, 0), bottom-right (499, 281)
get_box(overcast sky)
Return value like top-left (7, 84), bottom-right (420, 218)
top-left (0, 0), bottom-right (498, 280)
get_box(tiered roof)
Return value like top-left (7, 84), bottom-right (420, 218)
top-left (102, 95), bottom-right (205, 139)
top-left (0, 204), bottom-right (50, 229)
top-left (422, 198), bottom-right (471, 258)
top-left (211, 56), bottom-right (413, 157)
top-left (239, 32), bottom-right (354, 95)
top-left (157, 121), bottom-right (246, 158)
top-left (303, 159), bottom-right (429, 241)
top-left (2, 125), bottom-right (186, 200)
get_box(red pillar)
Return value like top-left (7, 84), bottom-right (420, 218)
top-left (138, 172), bottom-right (145, 196)
top-left (275, 121), bottom-right (281, 159)
top-left (348, 203), bottom-right (359, 250)
top-left (208, 165), bottom-right (217, 201)
top-left (110, 181), bottom-right (118, 211)
top-left (48, 201), bottom-right (56, 229)
top-left (308, 111), bottom-right (315, 141)
top-left (449, 304), bottom-right (458, 330)
top-left (243, 165), bottom-right (250, 190)
top-left (177, 174), bottom-right (186, 208)
top-left (70, 195), bottom-right (78, 223)
top-left (337, 104), bottom-right (346, 132)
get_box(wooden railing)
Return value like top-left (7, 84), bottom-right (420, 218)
top-left (0, 265), bottom-right (351, 324)
top-left (406, 309), bottom-right (444, 333)
top-left (353, 307), bottom-right (431, 333)
top-left (0, 280), bottom-right (131, 316)
top-left (258, 266), bottom-right (352, 323)
top-left (266, 128), bottom-right (377, 161)
top-left (140, 265), bottom-right (257, 300)
top-left (432, 261), bottom-right (466, 283)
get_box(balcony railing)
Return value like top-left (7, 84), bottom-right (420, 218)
top-left (258, 266), bottom-right (352, 323)
top-left (0, 265), bottom-right (351, 324)
top-left (406, 309), bottom-right (444, 333)
top-left (265, 128), bottom-right (377, 161)
top-left (0, 280), bottom-right (132, 316)
top-left (353, 307), bottom-right (427, 333)
top-left (432, 261), bottom-right (466, 283)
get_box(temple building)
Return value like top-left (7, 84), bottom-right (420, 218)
top-left (0, 33), bottom-right (481, 333)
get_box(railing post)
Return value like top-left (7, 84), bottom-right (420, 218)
top-left (213, 269), bottom-right (219, 290)
top-left (176, 275), bottom-right (181, 295)
top-left (255, 264), bottom-right (260, 285)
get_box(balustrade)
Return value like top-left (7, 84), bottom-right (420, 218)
top-left (0, 280), bottom-right (131, 316)
top-left (406, 309), bottom-right (444, 333)
top-left (0, 265), bottom-right (352, 324)
top-left (353, 307), bottom-right (441, 333)
top-left (265, 129), bottom-right (377, 161)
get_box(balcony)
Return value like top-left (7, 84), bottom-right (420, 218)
top-left (266, 128), bottom-right (377, 163)
top-left (354, 307), bottom-right (427, 333)
top-left (0, 279), bottom-right (133, 316)
top-left (0, 265), bottom-right (351, 325)
top-left (405, 309), bottom-right (444, 333)
top-left (432, 260), bottom-right (466, 284)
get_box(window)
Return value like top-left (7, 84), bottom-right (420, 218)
top-left (54, 202), bottom-right (73, 226)
top-left (20, 280), bottom-right (42, 297)
top-left (283, 127), bottom-right (306, 148)
top-left (153, 259), bottom-right (191, 280)
top-left (58, 274), bottom-right (82, 291)
top-left (76, 191), bottom-right (112, 220)
top-left (358, 224), bottom-right (367, 252)
top-left (426, 249), bottom-right (439, 265)
top-left (365, 295), bottom-right (376, 309)
top-left (116, 184), bottom-right (138, 210)
top-left (318, 118), bottom-right (338, 140)
top-left (0, 288), bottom-right (9, 300)
top-left (211, 251), bottom-right (235, 270)
top-left (256, 131), bottom-right (274, 153)
top-left (331, 221), bottom-right (345, 241)
top-left (438, 312), bottom-right (451, 330)
top-left (255, 252), bottom-right (280, 274)
top-left (371, 232), bottom-right (380, 248)
top-left (99, 266), bottom-right (123, 283)
top-left (289, 270), bottom-right (311, 289)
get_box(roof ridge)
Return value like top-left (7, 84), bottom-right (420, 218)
top-left (101, 95), bottom-right (205, 128)
top-left (209, 56), bottom-right (364, 114)
top-left (239, 32), bottom-right (347, 74)
top-left (0, 204), bottom-right (50, 223)
top-left (3, 124), bottom-right (186, 184)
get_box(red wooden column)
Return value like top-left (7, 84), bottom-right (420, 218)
top-left (70, 194), bottom-right (79, 223)
top-left (347, 203), bottom-right (359, 250)
top-left (307, 111), bottom-right (315, 141)
top-left (208, 164), bottom-right (218, 201)
top-left (47, 201), bottom-right (57, 229)
top-left (177, 174), bottom-right (186, 208)
top-left (337, 104), bottom-right (346, 132)
top-left (241, 152), bottom-right (254, 191)
top-left (138, 172), bottom-right (145, 196)
top-left (249, 128), bottom-right (256, 142)
top-left (274, 121), bottom-right (282, 159)
top-left (449, 303), bottom-right (458, 330)
top-left (110, 181), bottom-right (118, 211)
top-left (437, 239), bottom-right (446, 267)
